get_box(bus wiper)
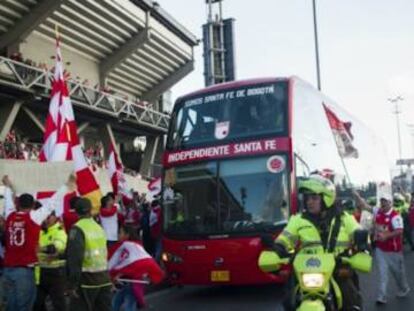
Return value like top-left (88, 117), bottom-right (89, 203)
top-left (175, 135), bottom-right (188, 148)
top-left (255, 223), bottom-right (277, 232)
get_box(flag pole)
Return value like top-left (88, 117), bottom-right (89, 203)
top-left (55, 24), bottom-right (59, 40)
top-left (54, 23), bottom-right (71, 142)
top-left (117, 278), bottom-right (150, 285)
top-left (339, 155), bottom-right (352, 187)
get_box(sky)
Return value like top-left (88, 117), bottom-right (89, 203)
top-left (157, 0), bottom-right (414, 174)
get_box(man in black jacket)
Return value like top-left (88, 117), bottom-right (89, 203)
top-left (66, 198), bottom-right (111, 311)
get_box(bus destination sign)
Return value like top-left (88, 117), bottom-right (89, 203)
top-left (163, 137), bottom-right (290, 167)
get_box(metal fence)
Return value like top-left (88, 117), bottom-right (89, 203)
top-left (0, 57), bottom-right (170, 132)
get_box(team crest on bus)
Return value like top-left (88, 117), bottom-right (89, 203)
top-left (215, 121), bottom-right (230, 140)
top-left (266, 155), bottom-right (285, 173)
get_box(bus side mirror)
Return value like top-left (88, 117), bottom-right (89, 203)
top-left (354, 229), bottom-right (369, 252)
top-left (260, 233), bottom-right (274, 248)
top-left (342, 199), bottom-right (355, 211)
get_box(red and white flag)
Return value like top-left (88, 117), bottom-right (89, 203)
top-left (147, 177), bottom-right (161, 201)
top-left (108, 240), bottom-right (164, 284)
top-left (323, 104), bottom-right (358, 158)
top-left (39, 35), bottom-right (75, 162)
top-left (39, 33), bottom-right (102, 213)
top-left (35, 188), bottom-right (77, 218)
top-left (107, 143), bottom-right (132, 204)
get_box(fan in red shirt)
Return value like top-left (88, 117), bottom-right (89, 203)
top-left (1, 174), bottom-right (73, 311)
top-left (124, 200), bottom-right (141, 231)
top-left (108, 225), bottom-right (164, 310)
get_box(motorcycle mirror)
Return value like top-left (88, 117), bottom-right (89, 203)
top-left (342, 199), bottom-right (355, 211)
top-left (345, 252), bottom-right (372, 273)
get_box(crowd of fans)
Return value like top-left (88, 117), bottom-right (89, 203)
top-left (0, 130), bottom-right (143, 179)
top-left (7, 53), bottom-right (160, 111)
top-left (0, 174), bottom-right (164, 310)
top-left (0, 130), bottom-right (40, 160)
top-left (84, 142), bottom-right (105, 168)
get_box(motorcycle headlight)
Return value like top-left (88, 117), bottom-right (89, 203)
top-left (302, 273), bottom-right (324, 288)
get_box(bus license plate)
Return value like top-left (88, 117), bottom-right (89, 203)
top-left (211, 270), bottom-right (230, 282)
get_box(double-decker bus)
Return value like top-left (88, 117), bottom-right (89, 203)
top-left (161, 77), bottom-right (390, 285)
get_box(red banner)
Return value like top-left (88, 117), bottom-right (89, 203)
top-left (163, 137), bottom-right (290, 167)
top-left (323, 104), bottom-right (358, 158)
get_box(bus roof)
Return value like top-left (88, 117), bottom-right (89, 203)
top-left (177, 77), bottom-right (290, 102)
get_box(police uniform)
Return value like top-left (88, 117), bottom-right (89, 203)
top-left (275, 209), bottom-right (362, 311)
top-left (66, 217), bottom-right (111, 311)
top-left (34, 222), bottom-right (68, 311)
top-left (277, 211), bottom-right (360, 255)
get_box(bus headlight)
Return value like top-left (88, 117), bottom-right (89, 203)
top-left (302, 273), bottom-right (324, 288)
top-left (162, 252), bottom-right (183, 264)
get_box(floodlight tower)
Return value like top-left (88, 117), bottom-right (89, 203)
top-left (203, 0), bottom-right (236, 86)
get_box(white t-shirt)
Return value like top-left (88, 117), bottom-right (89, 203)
top-left (100, 213), bottom-right (118, 242)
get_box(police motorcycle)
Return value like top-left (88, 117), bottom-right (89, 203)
top-left (258, 230), bottom-right (372, 311)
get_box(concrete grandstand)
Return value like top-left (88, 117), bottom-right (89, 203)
top-left (0, 0), bottom-right (198, 178)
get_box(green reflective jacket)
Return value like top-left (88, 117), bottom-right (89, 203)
top-left (75, 218), bottom-right (107, 273)
top-left (394, 202), bottom-right (409, 215)
top-left (276, 211), bottom-right (360, 255)
top-left (38, 222), bottom-right (67, 268)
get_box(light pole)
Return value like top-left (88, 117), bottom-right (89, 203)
top-left (312, 0), bottom-right (321, 91)
top-left (407, 124), bottom-right (414, 157)
top-left (407, 124), bottom-right (414, 192)
top-left (388, 96), bottom-right (404, 174)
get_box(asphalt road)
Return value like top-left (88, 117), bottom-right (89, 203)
top-left (146, 249), bottom-right (414, 311)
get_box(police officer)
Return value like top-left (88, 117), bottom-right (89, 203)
top-left (66, 198), bottom-right (111, 311)
top-left (271, 175), bottom-right (363, 311)
top-left (34, 212), bottom-right (68, 311)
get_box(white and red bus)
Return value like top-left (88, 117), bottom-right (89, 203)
top-left (161, 77), bottom-right (390, 285)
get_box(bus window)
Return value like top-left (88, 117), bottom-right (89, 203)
top-left (188, 113), bottom-right (215, 141)
top-left (167, 82), bottom-right (288, 149)
top-left (217, 156), bottom-right (290, 233)
top-left (163, 162), bottom-right (218, 236)
top-left (163, 156), bottom-right (290, 236)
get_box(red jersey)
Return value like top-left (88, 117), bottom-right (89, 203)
top-left (62, 191), bottom-right (79, 232)
top-left (3, 184), bottom-right (67, 266)
top-left (375, 208), bottom-right (403, 252)
top-left (125, 208), bottom-right (141, 227)
top-left (4, 211), bottom-right (41, 267)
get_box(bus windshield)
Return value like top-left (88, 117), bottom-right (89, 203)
top-left (167, 82), bottom-right (288, 149)
top-left (163, 155), bottom-right (290, 237)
